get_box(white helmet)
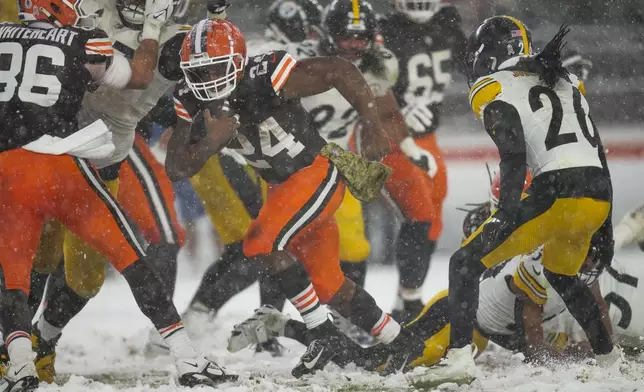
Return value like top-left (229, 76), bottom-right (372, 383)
top-left (392, 0), bottom-right (441, 24)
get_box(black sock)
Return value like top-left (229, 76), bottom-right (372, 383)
top-left (448, 246), bottom-right (486, 348)
top-left (396, 222), bottom-right (435, 289)
top-left (145, 243), bottom-right (179, 298)
top-left (27, 269), bottom-right (49, 316)
top-left (340, 261), bottom-right (367, 288)
top-left (191, 241), bottom-right (263, 311)
top-left (259, 275), bottom-right (286, 311)
top-left (274, 261), bottom-right (328, 329)
top-left (545, 270), bottom-right (613, 355)
top-left (121, 260), bottom-right (181, 328)
top-left (345, 285), bottom-right (386, 336)
top-left (42, 263), bottom-right (89, 330)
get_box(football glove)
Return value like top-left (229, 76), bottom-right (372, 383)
top-left (399, 137), bottom-right (437, 178)
top-left (402, 102), bottom-right (436, 135)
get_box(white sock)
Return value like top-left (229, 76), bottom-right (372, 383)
top-left (289, 284), bottom-right (329, 329)
top-left (38, 316), bottom-right (62, 342)
top-left (6, 332), bottom-right (34, 364)
top-left (159, 322), bottom-right (197, 359)
top-left (371, 312), bottom-right (401, 344)
top-left (398, 286), bottom-right (423, 301)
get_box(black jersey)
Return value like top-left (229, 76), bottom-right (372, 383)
top-left (173, 50), bottom-right (327, 184)
top-left (0, 22), bottom-right (113, 151)
top-left (379, 5), bottom-right (466, 134)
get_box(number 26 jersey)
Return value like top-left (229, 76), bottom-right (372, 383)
top-left (470, 65), bottom-right (603, 177)
top-left (173, 50), bottom-right (327, 184)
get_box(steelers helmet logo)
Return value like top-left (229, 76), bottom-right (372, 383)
top-left (278, 1), bottom-right (299, 19)
top-left (25, 0), bottom-right (33, 9)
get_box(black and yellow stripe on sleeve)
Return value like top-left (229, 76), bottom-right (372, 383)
top-left (469, 77), bottom-right (502, 119)
top-left (513, 261), bottom-right (548, 305)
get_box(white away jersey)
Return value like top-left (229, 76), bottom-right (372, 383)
top-left (476, 248), bottom-right (564, 336)
top-left (468, 62), bottom-right (603, 176)
top-left (544, 256), bottom-right (644, 349)
top-left (78, 0), bottom-right (190, 168)
top-left (290, 40), bottom-right (398, 149)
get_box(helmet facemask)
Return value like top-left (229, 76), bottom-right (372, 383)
top-left (116, 0), bottom-right (186, 29)
top-left (181, 53), bottom-right (245, 101)
top-left (393, 0), bottom-right (440, 24)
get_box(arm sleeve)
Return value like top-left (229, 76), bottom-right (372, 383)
top-left (513, 250), bottom-right (549, 305)
top-left (158, 33), bottom-right (186, 81)
top-left (483, 100), bottom-right (527, 215)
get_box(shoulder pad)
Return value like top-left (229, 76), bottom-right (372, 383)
top-left (247, 51), bottom-right (297, 94)
top-left (286, 39), bottom-right (320, 60)
top-left (468, 75), bottom-right (502, 119)
top-left (513, 249), bottom-right (548, 305)
top-left (434, 4), bottom-right (461, 26)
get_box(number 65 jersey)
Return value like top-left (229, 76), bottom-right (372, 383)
top-left (173, 50), bottom-right (327, 184)
top-left (469, 62), bottom-right (603, 177)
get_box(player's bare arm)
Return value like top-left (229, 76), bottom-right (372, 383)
top-left (126, 0), bottom-right (176, 88)
top-left (483, 100), bottom-right (527, 216)
top-left (165, 109), bottom-right (240, 181)
top-left (281, 56), bottom-right (391, 160)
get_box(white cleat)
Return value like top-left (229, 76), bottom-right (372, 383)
top-left (177, 356), bottom-right (238, 387)
top-left (406, 345), bottom-right (478, 390)
top-left (596, 345), bottom-right (624, 369)
top-left (227, 305), bottom-right (289, 353)
top-left (0, 361), bottom-right (39, 392)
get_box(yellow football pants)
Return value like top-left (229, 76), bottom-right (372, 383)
top-left (464, 197), bottom-right (610, 276)
top-left (190, 154), bottom-right (266, 246)
top-left (35, 179), bottom-right (120, 298)
top-left (0, 0), bottom-right (18, 22)
top-left (335, 188), bottom-right (370, 263)
top-left (407, 289), bottom-right (489, 368)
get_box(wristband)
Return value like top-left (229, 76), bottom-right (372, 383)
top-left (141, 19), bottom-right (162, 42)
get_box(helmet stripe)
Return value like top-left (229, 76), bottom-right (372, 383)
top-left (193, 19), bottom-right (207, 54)
top-left (503, 15), bottom-right (529, 55)
top-left (351, 0), bottom-right (360, 25)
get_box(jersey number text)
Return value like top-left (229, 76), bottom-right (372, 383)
top-left (0, 42), bottom-right (64, 107)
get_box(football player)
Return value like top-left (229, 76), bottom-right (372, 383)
top-left (265, 0), bottom-right (324, 44)
top-left (29, 0), bottom-right (230, 383)
top-left (0, 0), bottom-right (236, 388)
top-left (289, 0), bottom-right (440, 321)
top-left (230, 173), bottom-right (613, 387)
top-left (168, 18), bottom-right (427, 376)
top-left (422, 17), bottom-right (618, 384)
top-left (377, 0), bottom-right (466, 320)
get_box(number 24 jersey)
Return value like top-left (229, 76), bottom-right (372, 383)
top-left (173, 50), bottom-right (327, 184)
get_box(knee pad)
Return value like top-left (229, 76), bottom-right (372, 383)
top-left (63, 233), bottom-right (107, 299)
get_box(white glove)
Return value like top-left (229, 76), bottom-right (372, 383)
top-left (399, 137), bottom-right (438, 178)
top-left (402, 102), bottom-right (435, 134)
top-left (614, 205), bottom-right (644, 249)
top-left (141, 0), bottom-right (174, 41)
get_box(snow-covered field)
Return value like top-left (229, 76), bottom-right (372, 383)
top-left (41, 247), bottom-right (644, 392)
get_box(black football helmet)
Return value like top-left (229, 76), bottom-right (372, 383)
top-left (323, 0), bottom-right (378, 59)
top-left (265, 0), bottom-right (324, 43)
top-left (464, 16), bottom-right (533, 86)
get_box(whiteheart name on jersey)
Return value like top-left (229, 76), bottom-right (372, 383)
top-left (0, 24), bottom-right (78, 46)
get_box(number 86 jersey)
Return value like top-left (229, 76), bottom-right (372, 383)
top-left (470, 65), bottom-right (603, 177)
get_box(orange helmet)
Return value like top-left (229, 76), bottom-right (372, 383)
top-left (490, 170), bottom-right (532, 210)
top-left (19, 0), bottom-right (102, 29)
top-left (180, 19), bottom-right (247, 101)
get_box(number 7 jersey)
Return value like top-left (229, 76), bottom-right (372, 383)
top-left (469, 66), bottom-right (603, 177)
